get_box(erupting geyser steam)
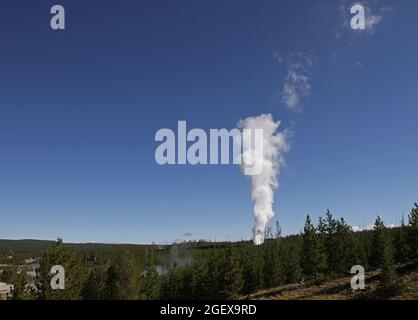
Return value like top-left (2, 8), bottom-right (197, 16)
top-left (238, 114), bottom-right (289, 245)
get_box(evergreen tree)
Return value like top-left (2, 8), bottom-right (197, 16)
top-left (81, 263), bottom-right (108, 300)
top-left (323, 210), bottom-right (338, 275)
top-left (316, 211), bottom-right (357, 276)
top-left (353, 234), bottom-right (369, 268)
top-left (204, 250), bottom-right (223, 298)
top-left (160, 268), bottom-right (181, 299)
top-left (334, 217), bottom-right (356, 274)
top-left (301, 215), bottom-right (324, 280)
top-left (176, 266), bottom-right (193, 299)
top-left (220, 248), bottom-right (243, 299)
top-left (261, 242), bottom-right (282, 288)
top-left (370, 216), bottom-right (386, 268)
top-left (377, 223), bottom-right (398, 296)
top-left (407, 203), bottom-right (418, 259)
top-left (394, 218), bottom-right (409, 262)
top-left (104, 250), bottom-right (140, 300)
top-left (317, 216), bottom-right (327, 241)
top-left (275, 220), bottom-right (282, 239)
top-left (139, 264), bottom-right (160, 300)
top-left (240, 248), bottom-right (260, 295)
top-left (0, 266), bottom-right (15, 283)
top-left (191, 259), bottom-right (210, 299)
top-left (8, 272), bottom-right (27, 300)
top-left (283, 245), bottom-right (302, 284)
top-left (35, 238), bottom-right (87, 300)
top-left (317, 216), bottom-right (327, 267)
top-left (272, 244), bottom-right (285, 286)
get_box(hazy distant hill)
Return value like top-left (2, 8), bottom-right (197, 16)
top-left (0, 239), bottom-right (160, 261)
top-left (0, 239), bottom-right (56, 258)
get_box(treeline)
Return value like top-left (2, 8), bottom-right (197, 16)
top-left (6, 203), bottom-right (418, 300)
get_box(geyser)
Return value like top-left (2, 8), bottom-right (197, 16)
top-left (237, 114), bottom-right (289, 245)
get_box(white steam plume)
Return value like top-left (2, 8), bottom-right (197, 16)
top-left (237, 114), bottom-right (289, 245)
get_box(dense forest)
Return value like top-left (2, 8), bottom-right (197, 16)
top-left (1, 203), bottom-right (417, 300)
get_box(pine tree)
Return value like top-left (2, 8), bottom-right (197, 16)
top-left (334, 217), bottom-right (356, 274)
top-left (261, 242), bottom-right (280, 288)
top-left (394, 217), bottom-right (409, 262)
top-left (160, 268), bottom-right (182, 299)
top-left (240, 248), bottom-right (259, 295)
top-left (275, 220), bottom-right (282, 239)
top-left (370, 216), bottom-right (386, 268)
top-left (220, 248), bottom-right (243, 299)
top-left (35, 238), bottom-right (87, 300)
top-left (323, 209), bottom-right (338, 275)
top-left (353, 234), bottom-right (369, 268)
top-left (283, 245), bottom-right (302, 284)
top-left (0, 266), bottom-right (14, 283)
top-left (191, 259), bottom-right (211, 299)
top-left (105, 264), bottom-right (120, 299)
top-left (204, 250), bottom-right (223, 299)
top-left (317, 216), bottom-right (327, 239)
top-left (301, 215), bottom-right (324, 280)
top-left (317, 216), bottom-right (327, 267)
top-left (176, 266), bottom-right (193, 299)
top-left (139, 264), bottom-right (160, 299)
top-left (104, 250), bottom-right (140, 300)
top-left (81, 262), bottom-right (108, 300)
top-left (275, 220), bottom-right (283, 247)
top-left (8, 272), bottom-right (27, 300)
top-left (407, 203), bottom-right (418, 259)
top-left (377, 222), bottom-right (398, 297)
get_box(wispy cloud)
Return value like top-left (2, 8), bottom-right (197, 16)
top-left (364, 13), bottom-right (382, 33)
top-left (275, 52), bottom-right (314, 112)
top-left (354, 61), bottom-right (366, 68)
top-left (351, 225), bottom-right (374, 232)
top-left (351, 223), bottom-right (399, 232)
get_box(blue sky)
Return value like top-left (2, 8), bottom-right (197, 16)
top-left (0, 0), bottom-right (417, 243)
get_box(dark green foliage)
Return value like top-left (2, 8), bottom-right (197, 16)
top-left (35, 238), bottom-right (87, 300)
top-left (220, 248), bottom-right (244, 299)
top-left (7, 203), bottom-right (417, 300)
top-left (103, 250), bottom-right (140, 300)
top-left (407, 203), bottom-right (418, 259)
top-left (139, 264), bottom-right (160, 299)
top-left (81, 263), bottom-right (108, 300)
top-left (301, 215), bottom-right (324, 280)
top-left (8, 272), bottom-right (27, 300)
top-left (373, 218), bottom-right (398, 297)
top-left (324, 210), bottom-right (338, 273)
top-left (378, 238), bottom-right (397, 294)
top-left (315, 210), bottom-right (356, 276)
top-left (191, 259), bottom-right (211, 299)
top-left (334, 218), bottom-right (356, 274)
top-left (370, 216), bottom-right (386, 268)
top-left (353, 234), bottom-right (369, 268)
top-left (0, 266), bottom-right (16, 283)
top-left (260, 241), bottom-right (282, 288)
top-left (394, 218), bottom-right (409, 262)
top-left (240, 249), bottom-right (260, 295)
top-left (283, 245), bottom-right (302, 284)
